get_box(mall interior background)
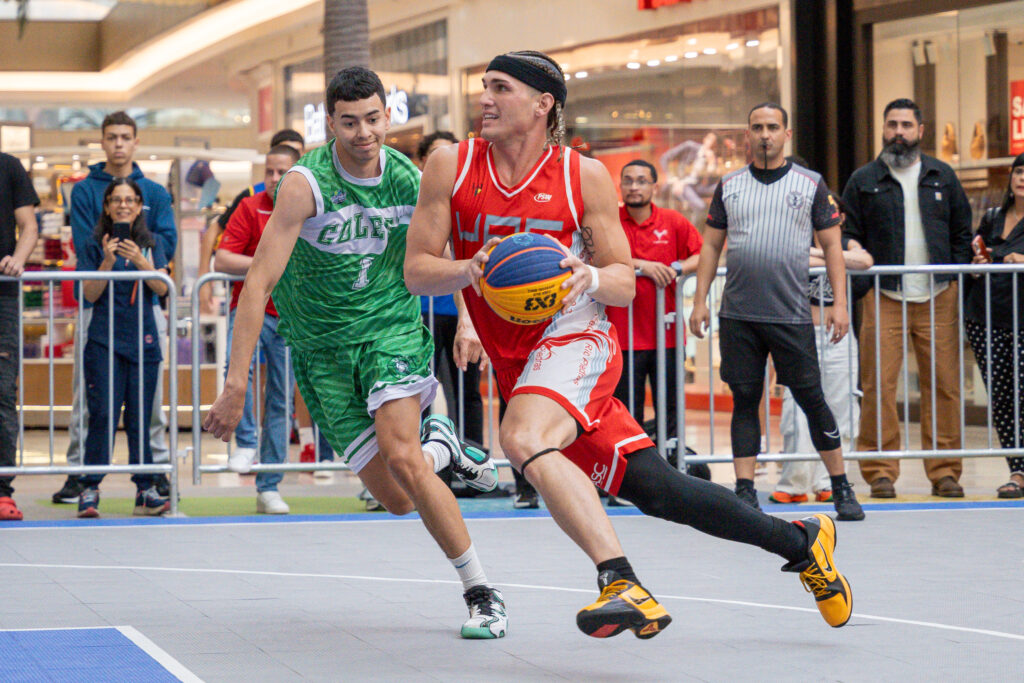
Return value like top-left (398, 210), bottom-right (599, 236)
top-left (2, 0), bottom-right (1023, 417)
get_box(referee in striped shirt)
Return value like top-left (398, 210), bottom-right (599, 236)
top-left (689, 103), bottom-right (864, 521)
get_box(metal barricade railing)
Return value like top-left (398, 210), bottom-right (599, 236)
top-left (189, 272), bottom-right (352, 481)
top-left (655, 262), bottom-right (1024, 467)
top-left (0, 270), bottom-right (180, 513)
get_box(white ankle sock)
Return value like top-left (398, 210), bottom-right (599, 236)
top-left (298, 427), bottom-right (314, 447)
top-left (422, 440), bottom-right (451, 473)
top-left (449, 543), bottom-right (488, 591)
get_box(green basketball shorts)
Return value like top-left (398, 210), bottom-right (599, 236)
top-left (291, 325), bottom-right (438, 473)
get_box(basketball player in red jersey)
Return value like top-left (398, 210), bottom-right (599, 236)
top-left (405, 50), bottom-right (855, 637)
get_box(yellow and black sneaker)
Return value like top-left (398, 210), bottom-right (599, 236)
top-left (782, 513), bottom-right (853, 628)
top-left (576, 570), bottom-right (672, 639)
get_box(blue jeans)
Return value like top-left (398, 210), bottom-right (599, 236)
top-left (226, 310), bottom-right (291, 492)
top-left (81, 341), bottom-right (160, 491)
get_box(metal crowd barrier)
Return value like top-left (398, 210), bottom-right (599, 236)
top-left (9, 262), bottom-right (1024, 498)
top-left (671, 262), bottom-right (1024, 466)
top-left (0, 270), bottom-right (180, 513)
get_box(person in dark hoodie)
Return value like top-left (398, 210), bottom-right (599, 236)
top-left (53, 111), bottom-right (177, 505)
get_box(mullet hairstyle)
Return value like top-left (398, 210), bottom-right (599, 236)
top-left (93, 177), bottom-right (154, 248)
top-left (326, 66), bottom-right (387, 116)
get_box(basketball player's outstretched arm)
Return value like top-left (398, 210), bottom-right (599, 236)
top-left (560, 156), bottom-right (636, 309)
top-left (204, 172), bottom-right (312, 440)
top-left (405, 145), bottom-right (494, 295)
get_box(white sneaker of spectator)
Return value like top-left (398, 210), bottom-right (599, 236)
top-left (227, 447), bottom-right (257, 474)
top-left (256, 490), bottom-right (290, 514)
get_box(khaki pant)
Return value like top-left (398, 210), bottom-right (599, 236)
top-left (857, 284), bottom-right (962, 485)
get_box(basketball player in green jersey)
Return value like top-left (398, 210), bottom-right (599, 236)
top-left (204, 66), bottom-right (508, 639)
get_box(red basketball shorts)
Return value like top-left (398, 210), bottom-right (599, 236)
top-left (496, 329), bottom-right (654, 495)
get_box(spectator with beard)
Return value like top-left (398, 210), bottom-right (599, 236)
top-left (842, 98), bottom-right (972, 499)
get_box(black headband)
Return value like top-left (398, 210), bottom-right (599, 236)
top-left (486, 54), bottom-right (566, 106)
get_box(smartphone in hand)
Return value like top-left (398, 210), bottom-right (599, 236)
top-left (112, 222), bottom-right (131, 242)
top-left (972, 234), bottom-right (991, 260)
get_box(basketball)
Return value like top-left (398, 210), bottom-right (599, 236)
top-left (480, 232), bottom-right (572, 325)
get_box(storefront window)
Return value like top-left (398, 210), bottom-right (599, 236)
top-left (463, 7), bottom-right (781, 227)
top-left (872, 1), bottom-right (1024, 218)
top-left (0, 107), bottom-right (250, 131)
top-left (284, 19), bottom-right (450, 156)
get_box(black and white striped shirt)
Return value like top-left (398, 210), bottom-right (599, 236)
top-left (707, 162), bottom-right (839, 323)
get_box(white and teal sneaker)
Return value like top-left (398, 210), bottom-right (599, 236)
top-left (421, 414), bottom-right (498, 493)
top-left (461, 585), bottom-right (507, 639)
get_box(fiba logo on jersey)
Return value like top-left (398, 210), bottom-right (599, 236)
top-left (786, 191), bottom-right (804, 210)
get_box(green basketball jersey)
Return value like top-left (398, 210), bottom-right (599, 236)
top-left (273, 142), bottom-right (423, 351)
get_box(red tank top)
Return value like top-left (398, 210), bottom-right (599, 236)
top-left (450, 138), bottom-right (608, 370)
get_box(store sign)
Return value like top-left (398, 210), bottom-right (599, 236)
top-left (304, 103), bottom-right (327, 145)
top-left (1012, 80), bottom-right (1024, 155)
top-left (302, 85), bottom-right (411, 145)
top-left (387, 85), bottom-right (410, 125)
top-left (637, 0), bottom-right (691, 9)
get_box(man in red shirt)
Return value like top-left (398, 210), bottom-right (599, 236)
top-left (607, 160), bottom-right (701, 441)
top-left (214, 144), bottom-right (300, 514)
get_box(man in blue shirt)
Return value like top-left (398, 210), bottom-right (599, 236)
top-left (53, 111), bottom-right (177, 504)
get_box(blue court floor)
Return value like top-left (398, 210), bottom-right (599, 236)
top-left (1, 500), bottom-right (1021, 682)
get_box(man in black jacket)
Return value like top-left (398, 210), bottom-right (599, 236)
top-left (842, 98), bottom-right (971, 499)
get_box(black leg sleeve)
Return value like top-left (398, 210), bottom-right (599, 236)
top-left (616, 447), bottom-right (807, 564)
top-left (729, 381), bottom-right (764, 459)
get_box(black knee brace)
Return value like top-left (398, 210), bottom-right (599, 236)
top-left (729, 382), bottom-right (764, 459)
top-left (788, 383), bottom-right (842, 451)
top-left (518, 447), bottom-right (560, 479)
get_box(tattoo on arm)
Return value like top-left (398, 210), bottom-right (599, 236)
top-left (579, 225), bottom-right (595, 258)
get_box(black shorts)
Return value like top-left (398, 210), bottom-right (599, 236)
top-left (718, 317), bottom-right (820, 388)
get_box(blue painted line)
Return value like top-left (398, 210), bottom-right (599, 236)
top-left (1, 499), bottom-right (1021, 529)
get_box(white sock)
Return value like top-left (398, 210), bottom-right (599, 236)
top-left (422, 440), bottom-right (451, 473)
top-left (298, 427), bottom-right (314, 447)
top-left (449, 543), bottom-right (488, 591)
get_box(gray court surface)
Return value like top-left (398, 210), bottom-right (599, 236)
top-left (1, 503), bottom-right (1020, 682)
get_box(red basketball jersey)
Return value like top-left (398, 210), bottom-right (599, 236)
top-left (451, 139), bottom-right (611, 371)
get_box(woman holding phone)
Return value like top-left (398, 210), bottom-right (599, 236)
top-left (966, 152), bottom-right (1024, 498)
top-left (76, 178), bottom-right (170, 517)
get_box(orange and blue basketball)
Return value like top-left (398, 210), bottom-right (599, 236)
top-left (481, 232), bottom-right (572, 325)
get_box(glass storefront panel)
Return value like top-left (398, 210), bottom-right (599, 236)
top-left (873, 1), bottom-right (1024, 219)
top-left (463, 7), bottom-right (781, 227)
top-left (0, 106), bottom-right (250, 131)
top-left (284, 19), bottom-right (449, 157)
top-left (872, 1), bottom-right (1024, 413)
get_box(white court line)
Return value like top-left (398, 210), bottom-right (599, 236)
top-left (3, 561), bottom-right (1022, 643)
top-left (117, 625), bottom-right (203, 683)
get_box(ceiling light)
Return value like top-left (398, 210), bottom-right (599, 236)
top-left (703, 48), bottom-right (717, 55)
top-left (726, 43), bottom-right (740, 51)
top-left (746, 39), bottom-right (760, 47)
top-left (684, 51), bottom-right (699, 59)
top-left (626, 62), bottom-right (641, 70)
top-left (574, 71), bottom-right (588, 79)
top-left (664, 55), bottom-right (678, 62)
top-left (687, 38), bottom-right (697, 45)
top-left (564, 73), bottom-right (571, 80)
top-left (646, 59), bottom-right (660, 67)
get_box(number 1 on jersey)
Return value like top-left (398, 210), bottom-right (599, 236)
top-left (352, 256), bottom-right (373, 290)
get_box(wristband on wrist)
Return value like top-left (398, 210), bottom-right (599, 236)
top-left (584, 265), bottom-right (600, 295)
